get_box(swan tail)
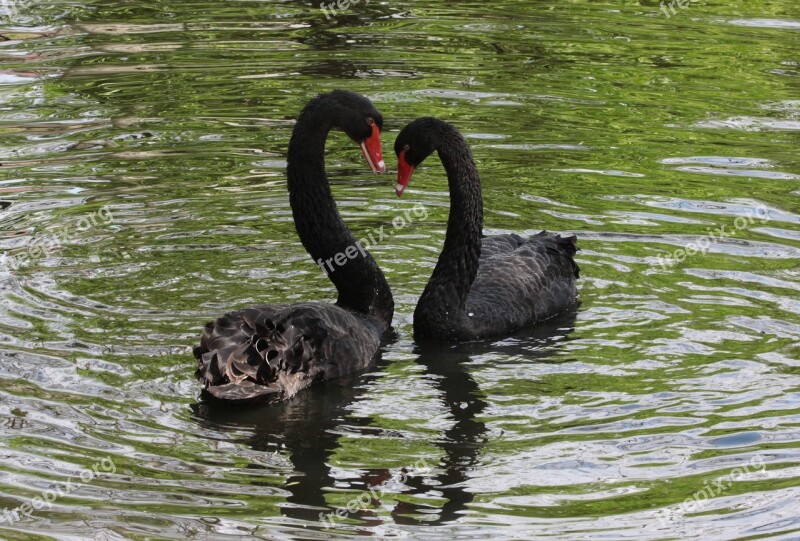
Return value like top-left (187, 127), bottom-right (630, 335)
top-left (535, 231), bottom-right (580, 279)
top-left (194, 308), bottom-right (328, 404)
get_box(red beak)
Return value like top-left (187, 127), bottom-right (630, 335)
top-left (360, 123), bottom-right (386, 174)
top-left (396, 150), bottom-right (414, 197)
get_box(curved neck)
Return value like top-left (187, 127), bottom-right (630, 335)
top-left (418, 124), bottom-right (483, 325)
top-left (286, 98), bottom-right (393, 329)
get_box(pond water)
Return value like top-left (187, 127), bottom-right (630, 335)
top-left (1, 1), bottom-right (799, 539)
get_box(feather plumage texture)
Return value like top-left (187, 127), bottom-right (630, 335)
top-left (194, 91), bottom-right (393, 404)
top-left (395, 118), bottom-right (579, 341)
top-left (194, 303), bottom-right (382, 404)
top-left (462, 232), bottom-right (579, 339)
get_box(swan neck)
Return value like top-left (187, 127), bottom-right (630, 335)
top-left (286, 102), bottom-right (393, 328)
top-left (418, 127), bottom-right (483, 328)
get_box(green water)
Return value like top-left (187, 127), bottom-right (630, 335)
top-left (1, 0), bottom-right (799, 539)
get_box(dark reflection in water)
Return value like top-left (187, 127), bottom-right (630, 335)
top-left (192, 370), bottom-right (377, 524)
top-left (398, 309), bottom-right (578, 525)
top-left (191, 311), bottom-right (576, 530)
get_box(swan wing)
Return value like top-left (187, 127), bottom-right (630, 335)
top-left (466, 232), bottom-right (579, 334)
top-left (194, 302), bottom-right (381, 404)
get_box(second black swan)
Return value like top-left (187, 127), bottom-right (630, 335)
top-left (194, 91), bottom-right (393, 404)
top-left (394, 117), bottom-right (579, 341)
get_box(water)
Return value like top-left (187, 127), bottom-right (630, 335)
top-left (1, 1), bottom-right (799, 539)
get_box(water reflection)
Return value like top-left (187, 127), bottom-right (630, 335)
top-left (192, 371), bottom-right (377, 526)
top-left (399, 309), bottom-right (578, 525)
top-left (3, 0), bottom-right (800, 538)
top-left (192, 310), bottom-right (577, 532)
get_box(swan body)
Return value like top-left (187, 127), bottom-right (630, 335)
top-left (460, 232), bottom-right (579, 339)
top-left (394, 117), bottom-right (579, 341)
top-left (194, 91), bottom-right (393, 404)
top-left (195, 303), bottom-right (383, 403)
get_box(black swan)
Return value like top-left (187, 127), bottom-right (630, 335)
top-left (394, 117), bottom-right (579, 341)
top-left (194, 91), bottom-right (394, 404)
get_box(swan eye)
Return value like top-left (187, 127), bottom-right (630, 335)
top-left (367, 117), bottom-right (375, 125)
top-left (403, 144), bottom-right (410, 152)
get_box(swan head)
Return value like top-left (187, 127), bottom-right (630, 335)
top-left (325, 90), bottom-right (386, 174)
top-left (393, 117), bottom-right (442, 197)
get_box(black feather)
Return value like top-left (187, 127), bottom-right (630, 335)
top-left (194, 91), bottom-right (394, 405)
top-left (395, 118), bottom-right (579, 341)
